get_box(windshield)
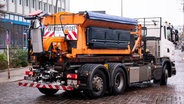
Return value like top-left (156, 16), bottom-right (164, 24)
top-left (166, 28), bottom-right (172, 41)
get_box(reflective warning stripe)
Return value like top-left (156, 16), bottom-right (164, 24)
top-left (18, 81), bottom-right (73, 91)
top-left (44, 31), bottom-right (54, 37)
top-left (67, 31), bottom-right (77, 40)
top-left (44, 26), bottom-right (54, 37)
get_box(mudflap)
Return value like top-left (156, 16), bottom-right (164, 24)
top-left (171, 62), bottom-right (176, 75)
top-left (152, 65), bottom-right (162, 81)
top-left (172, 66), bottom-right (176, 75)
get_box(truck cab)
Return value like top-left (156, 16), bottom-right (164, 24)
top-left (161, 23), bottom-right (178, 63)
top-left (137, 18), bottom-right (178, 68)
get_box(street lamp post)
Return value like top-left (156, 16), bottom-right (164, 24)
top-left (121, 0), bottom-right (123, 17)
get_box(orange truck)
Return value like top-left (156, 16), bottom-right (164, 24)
top-left (18, 11), bottom-right (176, 98)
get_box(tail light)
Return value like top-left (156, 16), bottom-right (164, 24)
top-left (25, 70), bottom-right (34, 76)
top-left (66, 74), bottom-right (78, 79)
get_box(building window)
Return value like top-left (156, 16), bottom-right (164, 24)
top-left (49, 5), bottom-right (52, 13)
top-left (23, 18), bottom-right (26, 22)
top-left (19, 0), bottom-right (22, 5)
top-left (23, 33), bottom-right (27, 48)
top-left (58, 7), bottom-right (61, 12)
top-left (38, 1), bottom-right (42, 10)
top-left (61, 0), bottom-right (65, 9)
top-left (32, 0), bottom-right (35, 8)
top-left (15, 15), bottom-right (18, 21)
top-left (19, 16), bottom-right (23, 21)
top-left (10, 14), bottom-right (14, 20)
top-left (1, 15), bottom-right (4, 18)
top-left (5, 14), bottom-right (9, 19)
top-left (44, 3), bottom-right (47, 11)
top-left (26, 0), bottom-right (29, 6)
top-left (12, 0), bottom-right (14, 3)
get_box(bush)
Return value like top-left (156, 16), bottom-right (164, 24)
top-left (9, 48), bottom-right (28, 68)
top-left (0, 53), bottom-right (7, 70)
top-left (17, 49), bottom-right (28, 67)
top-left (0, 48), bottom-right (28, 69)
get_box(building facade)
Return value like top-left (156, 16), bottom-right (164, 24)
top-left (0, 0), bottom-right (70, 50)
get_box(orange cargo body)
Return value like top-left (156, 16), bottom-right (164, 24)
top-left (42, 12), bottom-right (142, 58)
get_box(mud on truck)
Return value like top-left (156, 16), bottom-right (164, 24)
top-left (18, 11), bottom-right (177, 98)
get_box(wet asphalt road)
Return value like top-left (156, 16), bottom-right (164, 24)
top-left (0, 50), bottom-right (184, 104)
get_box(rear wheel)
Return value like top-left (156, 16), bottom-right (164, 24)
top-left (84, 69), bottom-right (106, 98)
top-left (160, 65), bottom-right (169, 85)
top-left (38, 88), bottom-right (58, 95)
top-left (153, 79), bottom-right (160, 84)
top-left (112, 67), bottom-right (126, 95)
top-left (64, 90), bottom-right (81, 97)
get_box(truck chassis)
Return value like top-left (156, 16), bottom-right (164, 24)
top-left (18, 11), bottom-right (176, 98)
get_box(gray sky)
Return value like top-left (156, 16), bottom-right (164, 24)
top-left (70, 0), bottom-right (183, 26)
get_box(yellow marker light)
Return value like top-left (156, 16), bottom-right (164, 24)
top-left (86, 72), bottom-right (89, 76)
top-left (104, 64), bottom-right (108, 69)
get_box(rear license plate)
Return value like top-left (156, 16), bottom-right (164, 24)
top-left (67, 80), bottom-right (77, 85)
top-left (24, 76), bottom-right (35, 81)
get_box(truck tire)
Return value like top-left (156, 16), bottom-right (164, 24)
top-left (64, 90), bottom-right (82, 97)
top-left (112, 67), bottom-right (126, 95)
top-left (38, 88), bottom-right (58, 95)
top-left (83, 69), bottom-right (106, 98)
top-left (160, 65), bottom-right (168, 85)
top-left (153, 79), bottom-right (160, 84)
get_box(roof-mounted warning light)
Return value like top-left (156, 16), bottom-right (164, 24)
top-left (24, 10), bottom-right (50, 20)
top-left (29, 10), bottom-right (43, 16)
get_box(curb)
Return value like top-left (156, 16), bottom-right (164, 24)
top-left (0, 66), bottom-right (30, 73)
top-left (0, 67), bottom-right (29, 83)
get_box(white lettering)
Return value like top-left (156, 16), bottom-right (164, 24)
top-left (47, 25), bottom-right (77, 32)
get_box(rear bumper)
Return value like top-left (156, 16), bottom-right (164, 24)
top-left (18, 81), bottom-right (74, 91)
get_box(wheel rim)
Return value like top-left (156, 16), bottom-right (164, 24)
top-left (114, 72), bottom-right (124, 90)
top-left (92, 75), bottom-right (103, 92)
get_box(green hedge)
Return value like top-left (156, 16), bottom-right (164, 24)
top-left (0, 48), bottom-right (28, 70)
top-left (10, 48), bottom-right (28, 68)
top-left (0, 53), bottom-right (7, 70)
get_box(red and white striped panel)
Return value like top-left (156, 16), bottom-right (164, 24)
top-left (67, 31), bottom-right (77, 40)
top-left (44, 26), bottom-right (54, 38)
top-left (18, 81), bottom-right (73, 91)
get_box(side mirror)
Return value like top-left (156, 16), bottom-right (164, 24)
top-left (175, 30), bottom-right (179, 41)
top-left (175, 30), bottom-right (178, 34)
top-left (175, 34), bottom-right (179, 41)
